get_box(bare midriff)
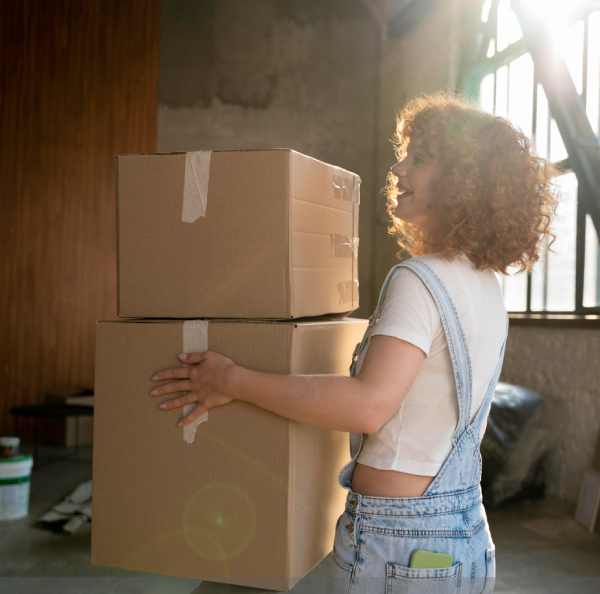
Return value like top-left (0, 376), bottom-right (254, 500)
top-left (351, 462), bottom-right (435, 498)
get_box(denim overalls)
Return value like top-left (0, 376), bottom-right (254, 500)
top-left (325, 256), bottom-right (508, 594)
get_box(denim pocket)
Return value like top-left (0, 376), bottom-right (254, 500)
top-left (481, 547), bottom-right (496, 593)
top-left (332, 512), bottom-right (354, 573)
top-left (385, 560), bottom-right (462, 594)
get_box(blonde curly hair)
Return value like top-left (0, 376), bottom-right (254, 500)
top-left (385, 93), bottom-right (559, 274)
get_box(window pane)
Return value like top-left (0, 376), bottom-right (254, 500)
top-left (501, 264), bottom-right (527, 311)
top-left (584, 214), bottom-right (600, 307)
top-left (535, 83), bottom-right (550, 159)
top-left (559, 20), bottom-right (584, 95)
top-left (497, 0), bottom-right (522, 52)
top-left (530, 239), bottom-right (547, 311)
top-left (546, 172), bottom-right (577, 310)
top-left (495, 65), bottom-right (509, 118)
top-left (508, 54), bottom-right (534, 138)
top-left (587, 12), bottom-right (600, 135)
top-left (531, 175), bottom-right (577, 311)
top-left (480, 73), bottom-right (495, 114)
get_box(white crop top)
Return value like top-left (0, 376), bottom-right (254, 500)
top-left (356, 253), bottom-right (508, 476)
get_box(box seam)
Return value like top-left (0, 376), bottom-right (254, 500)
top-left (287, 323), bottom-right (296, 583)
top-left (287, 151), bottom-right (294, 317)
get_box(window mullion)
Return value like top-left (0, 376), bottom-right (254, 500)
top-left (576, 188), bottom-right (586, 312)
top-left (543, 238), bottom-right (549, 311)
top-left (527, 69), bottom-right (539, 313)
top-left (467, 0), bottom-right (600, 315)
top-left (575, 15), bottom-right (590, 313)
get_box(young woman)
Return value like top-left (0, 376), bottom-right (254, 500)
top-left (149, 93), bottom-right (557, 592)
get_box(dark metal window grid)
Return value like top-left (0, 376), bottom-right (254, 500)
top-left (465, 1), bottom-right (600, 314)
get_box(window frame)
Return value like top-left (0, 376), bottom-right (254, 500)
top-left (463, 0), bottom-right (600, 315)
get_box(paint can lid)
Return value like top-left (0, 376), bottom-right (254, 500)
top-left (0, 437), bottom-right (20, 448)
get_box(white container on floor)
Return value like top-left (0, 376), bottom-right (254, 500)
top-left (0, 455), bottom-right (34, 520)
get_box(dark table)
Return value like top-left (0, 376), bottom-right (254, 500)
top-left (10, 403), bottom-right (94, 463)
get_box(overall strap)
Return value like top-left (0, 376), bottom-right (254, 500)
top-left (349, 260), bottom-right (413, 374)
top-left (471, 317), bottom-right (509, 431)
top-left (393, 258), bottom-right (474, 438)
top-left (369, 261), bottom-right (408, 324)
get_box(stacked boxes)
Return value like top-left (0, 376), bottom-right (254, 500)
top-left (92, 149), bottom-right (367, 591)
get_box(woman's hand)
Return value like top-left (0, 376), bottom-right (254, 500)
top-left (149, 351), bottom-right (237, 427)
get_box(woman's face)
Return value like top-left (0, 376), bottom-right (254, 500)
top-left (389, 139), bottom-right (441, 231)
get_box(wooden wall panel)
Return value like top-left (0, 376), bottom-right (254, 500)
top-left (0, 0), bottom-right (159, 438)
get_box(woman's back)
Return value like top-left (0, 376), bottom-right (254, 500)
top-left (349, 253), bottom-right (507, 496)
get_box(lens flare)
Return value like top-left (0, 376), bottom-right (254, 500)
top-left (183, 481), bottom-right (257, 562)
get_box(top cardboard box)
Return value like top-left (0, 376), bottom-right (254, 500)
top-left (117, 149), bottom-right (360, 319)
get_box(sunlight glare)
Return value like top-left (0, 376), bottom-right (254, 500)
top-left (520, 0), bottom-right (570, 39)
top-left (481, 0), bottom-right (492, 23)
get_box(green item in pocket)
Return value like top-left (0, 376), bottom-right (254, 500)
top-left (409, 549), bottom-right (454, 569)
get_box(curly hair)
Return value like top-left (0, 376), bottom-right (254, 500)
top-left (385, 93), bottom-right (559, 274)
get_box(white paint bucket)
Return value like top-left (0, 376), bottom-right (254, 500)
top-left (0, 454), bottom-right (34, 521)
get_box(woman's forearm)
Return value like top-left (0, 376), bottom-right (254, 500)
top-left (224, 366), bottom-right (376, 434)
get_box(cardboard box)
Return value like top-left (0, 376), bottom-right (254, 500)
top-left (117, 149), bottom-right (360, 319)
top-left (92, 317), bottom-right (368, 590)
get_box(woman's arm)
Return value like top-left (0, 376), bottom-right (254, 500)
top-left (225, 369), bottom-right (374, 433)
top-left (225, 335), bottom-right (427, 434)
top-left (152, 335), bottom-right (426, 433)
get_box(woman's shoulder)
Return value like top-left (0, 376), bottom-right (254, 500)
top-left (404, 252), bottom-right (497, 279)
top-left (392, 253), bottom-right (475, 278)
top-left (390, 254), bottom-right (502, 305)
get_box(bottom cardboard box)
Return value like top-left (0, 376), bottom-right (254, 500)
top-left (92, 317), bottom-right (367, 591)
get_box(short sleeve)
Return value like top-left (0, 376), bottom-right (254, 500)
top-left (369, 267), bottom-right (441, 357)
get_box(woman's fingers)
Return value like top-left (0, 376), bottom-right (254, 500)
top-left (158, 390), bottom-right (198, 411)
top-left (150, 380), bottom-right (192, 398)
top-left (158, 391), bottom-right (234, 425)
top-left (177, 402), bottom-right (210, 427)
top-left (151, 366), bottom-right (190, 382)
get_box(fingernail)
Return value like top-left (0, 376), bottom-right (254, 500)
top-left (178, 353), bottom-right (187, 360)
top-left (151, 374), bottom-right (159, 380)
top-left (160, 403), bottom-right (167, 409)
top-left (177, 420), bottom-right (183, 427)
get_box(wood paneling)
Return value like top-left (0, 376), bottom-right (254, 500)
top-left (0, 1), bottom-right (159, 438)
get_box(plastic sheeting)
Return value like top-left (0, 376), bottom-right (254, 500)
top-left (482, 382), bottom-right (552, 508)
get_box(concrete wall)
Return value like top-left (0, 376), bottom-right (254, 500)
top-left (158, 0), bottom-right (383, 318)
top-left (503, 325), bottom-right (600, 503)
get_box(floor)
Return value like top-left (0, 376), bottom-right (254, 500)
top-left (1, 446), bottom-right (599, 594)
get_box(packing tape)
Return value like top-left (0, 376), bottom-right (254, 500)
top-left (337, 279), bottom-right (359, 305)
top-left (181, 320), bottom-right (209, 444)
top-left (182, 151), bottom-right (212, 223)
top-left (332, 170), bottom-right (361, 205)
top-left (331, 234), bottom-right (359, 258)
